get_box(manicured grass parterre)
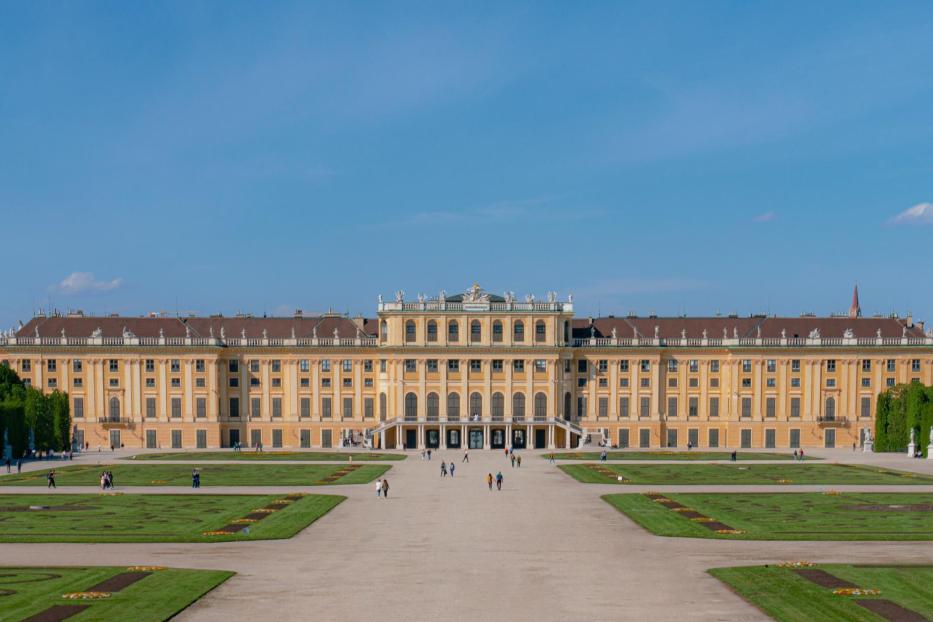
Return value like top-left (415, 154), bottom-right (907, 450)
top-left (0, 566), bottom-right (233, 622)
top-left (710, 564), bottom-right (933, 621)
top-left (0, 463), bottom-right (389, 487)
top-left (0, 493), bottom-right (344, 543)
top-left (127, 451), bottom-right (405, 461)
top-left (603, 492), bottom-right (933, 540)
top-left (552, 451), bottom-right (801, 461)
top-left (559, 463), bottom-right (933, 485)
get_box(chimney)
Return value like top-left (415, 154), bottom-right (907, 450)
top-left (848, 284), bottom-right (861, 318)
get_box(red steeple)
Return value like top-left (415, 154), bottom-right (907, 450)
top-left (849, 284), bottom-right (861, 318)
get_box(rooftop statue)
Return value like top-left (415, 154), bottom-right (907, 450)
top-left (843, 328), bottom-right (854, 339)
top-left (611, 327), bottom-right (617, 339)
top-left (220, 326), bottom-right (225, 340)
top-left (92, 327), bottom-right (103, 338)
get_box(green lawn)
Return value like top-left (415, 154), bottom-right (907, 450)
top-left (559, 463), bottom-right (933, 485)
top-left (552, 451), bottom-right (801, 461)
top-left (127, 451), bottom-right (405, 461)
top-left (604, 492), bottom-right (933, 540)
top-left (0, 493), bottom-right (343, 543)
top-left (710, 564), bottom-right (933, 621)
top-left (0, 566), bottom-right (232, 622)
top-left (0, 463), bottom-right (389, 487)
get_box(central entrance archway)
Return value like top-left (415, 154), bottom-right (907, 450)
top-left (468, 429), bottom-right (484, 449)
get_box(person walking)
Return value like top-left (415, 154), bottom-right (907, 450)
top-left (517, 455), bottom-right (522, 468)
top-left (47, 470), bottom-right (56, 489)
top-left (495, 471), bottom-right (503, 491)
top-left (600, 450), bottom-right (607, 463)
top-left (4, 458), bottom-right (9, 473)
top-left (440, 462), bottom-right (447, 477)
top-left (462, 451), bottom-right (469, 463)
top-left (382, 478), bottom-right (389, 498)
top-left (486, 473), bottom-right (493, 491)
top-left (376, 479), bottom-right (383, 498)
top-left (730, 450), bottom-right (737, 462)
top-left (449, 462), bottom-right (455, 477)
top-left (799, 449), bottom-right (805, 461)
top-left (16, 459), bottom-right (22, 473)
top-left (427, 449), bottom-right (432, 461)
top-left (510, 454), bottom-right (515, 468)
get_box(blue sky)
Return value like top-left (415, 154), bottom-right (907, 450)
top-left (2, 2), bottom-right (932, 328)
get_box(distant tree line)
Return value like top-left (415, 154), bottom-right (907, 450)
top-left (0, 364), bottom-right (72, 458)
top-left (874, 383), bottom-right (933, 457)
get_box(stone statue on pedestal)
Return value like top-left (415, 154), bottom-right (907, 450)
top-left (862, 426), bottom-right (873, 453)
top-left (907, 428), bottom-right (917, 457)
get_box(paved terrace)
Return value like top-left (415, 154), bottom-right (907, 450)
top-left (1, 447), bottom-right (932, 621)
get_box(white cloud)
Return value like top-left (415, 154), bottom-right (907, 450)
top-left (889, 202), bottom-right (933, 225)
top-left (753, 211), bottom-right (776, 223)
top-left (55, 272), bottom-right (123, 294)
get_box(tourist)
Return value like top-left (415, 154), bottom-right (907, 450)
top-left (47, 470), bottom-right (56, 489)
top-left (510, 455), bottom-right (515, 468)
top-left (600, 450), bottom-right (607, 463)
top-left (449, 462), bottom-right (455, 477)
top-left (462, 451), bottom-right (469, 463)
top-left (16, 459), bottom-right (22, 473)
top-left (376, 479), bottom-right (383, 498)
top-left (440, 462), bottom-right (447, 477)
top-left (4, 458), bottom-right (9, 473)
top-left (382, 478), bottom-right (389, 498)
top-left (192, 468), bottom-right (200, 488)
top-left (504, 448), bottom-right (508, 458)
top-left (495, 471), bottom-right (503, 491)
top-left (793, 449), bottom-right (798, 461)
top-left (730, 450), bottom-right (737, 462)
top-left (108, 470), bottom-right (114, 489)
top-left (486, 473), bottom-right (493, 491)
top-left (427, 449), bottom-right (432, 461)
top-left (517, 455), bottom-right (522, 468)
top-left (421, 450), bottom-right (426, 461)
top-left (799, 449), bottom-right (805, 461)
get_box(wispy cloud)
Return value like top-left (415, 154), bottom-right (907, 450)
top-left (54, 272), bottom-right (123, 295)
top-left (753, 211), bottom-right (776, 223)
top-left (888, 202), bottom-right (933, 225)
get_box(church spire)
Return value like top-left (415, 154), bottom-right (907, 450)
top-left (849, 284), bottom-right (861, 318)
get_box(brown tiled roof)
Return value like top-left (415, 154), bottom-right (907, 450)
top-left (17, 314), bottom-right (378, 339)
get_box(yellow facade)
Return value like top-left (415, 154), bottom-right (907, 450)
top-left (2, 285), bottom-right (932, 451)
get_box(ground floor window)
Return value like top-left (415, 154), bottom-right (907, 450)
top-left (250, 429), bottom-right (262, 448)
top-left (300, 429), bottom-right (311, 448)
top-left (639, 428), bottom-right (650, 448)
top-left (171, 429), bottom-right (182, 448)
top-left (789, 429), bottom-right (800, 448)
top-left (74, 428), bottom-right (84, 450)
top-left (146, 430), bottom-right (157, 449)
top-left (666, 429), bottom-right (677, 447)
top-left (764, 428), bottom-right (776, 448)
top-left (708, 428), bottom-right (719, 448)
top-left (321, 429), bottom-right (332, 448)
top-left (272, 429), bottom-right (282, 448)
top-left (196, 429), bottom-right (207, 448)
top-left (618, 429), bottom-right (629, 448)
top-left (687, 428), bottom-right (698, 447)
top-left (740, 429), bottom-right (752, 448)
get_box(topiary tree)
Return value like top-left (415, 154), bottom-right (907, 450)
top-left (50, 390), bottom-right (71, 451)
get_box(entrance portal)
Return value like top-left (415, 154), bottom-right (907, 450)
top-left (405, 429), bottom-right (417, 450)
top-left (534, 428), bottom-right (547, 449)
top-left (447, 428), bottom-right (461, 449)
top-left (490, 428), bottom-right (506, 449)
top-left (426, 429), bottom-right (440, 449)
top-left (511, 428), bottom-right (526, 449)
top-left (468, 429), bottom-right (484, 449)
top-left (229, 429), bottom-right (240, 448)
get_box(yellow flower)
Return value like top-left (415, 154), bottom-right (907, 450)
top-left (63, 592), bottom-right (111, 600)
top-left (127, 566), bottom-right (164, 571)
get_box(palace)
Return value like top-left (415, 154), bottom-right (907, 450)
top-left (1, 284), bottom-right (932, 451)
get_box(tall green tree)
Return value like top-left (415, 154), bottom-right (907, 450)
top-left (50, 390), bottom-right (71, 451)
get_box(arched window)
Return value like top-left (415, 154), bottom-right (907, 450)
top-left (405, 320), bottom-right (416, 343)
top-left (492, 320), bottom-right (503, 342)
top-left (469, 392), bottom-right (482, 420)
top-left (448, 320), bottom-right (459, 342)
top-left (534, 392), bottom-right (547, 420)
top-left (535, 320), bottom-right (546, 342)
top-left (379, 393), bottom-right (387, 421)
top-left (514, 320), bottom-right (524, 342)
top-left (491, 392), bottom-right (504, 421)
top-left (405, 392), bottom-right (418, 421)
top-left (109, 397), bottom-right (120, 421)
top-left (427, 392), bottom-right (439, 421)
top-left (564, 392), bottom-right (572, 421)
top-left (447, 392), bottom-right (460, 421)
top-left (470, 320), bottom-right (482, 343)
top-left (824, 397), bottom-right (836, 421)
top-left (427, 320), bottom-right (438, 342)
top-left (380, 320), bottom-right (388, 342)
top-left (512, 392), bottom-right (526, 421)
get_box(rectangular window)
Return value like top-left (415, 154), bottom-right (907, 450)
top-left (577, 378), bottom-right (586, 388)
top-left (74, 397), bottom-right (84, 419)
top-left (688, 397), bottom-right (698, 417)
top-left (912, 359), bottom-right (921, 372)
top-left (710, 378), bottom-right (719, 388)
top-left (109, 379), bottom-right (119, 388)
top-left (380, 360), bottom-right (387, 373)
top-left (619, 360), bottom-right (629, 372)
top-left (196, 397), bottom-right (206, 419)
top-left (171, 397), bottom-right (182, 418)
top-left (742, 359), bottom-right (752, 373)
top-left (364, 378), bottom-right (373, 387)
top-left (861, 377), bottom-right (871, 388)
top-left (513, 360), bottom-right (524, 372)
top-left (708, 429), bottom-right (719, 448)
top-left (689, 360), bottom-right (698, 373)
top-left (766, 397), bottom-right (776, 418)
top-left (251, 397), bottom-right (261, 419)
top-left (272, 397), bottom-right (282, 418)
top-left (667, 396), bottom-right (677, 417)
top-left (640, 377), bottom-right (650, 388)
top-left (448, 360), bottom-right (460, 372)
top-left (469, 360), bottom-right (481, 372)
top-left (709, 397), bottom-right (719, 418)
top-left (791, 359), bottom-right (800, 372)
top-left (860, 397), bottom-right (871, 419)
top-left (343, 397), bottom-right (353, 419)
top-left (300, 359), bottom-right (310, 372)
top-left (887, 359), bottom-right (896, 372)
top-left (197, 430), bottom-right (207, 449)
top-left (343, 359), bottom-right (352, 372)
top-left (72, 359), bottom-right (82, 372)
top-left (766, 359), bottom-right (776, 373)
top-left (887, 377), bottom-right (895, 387)
top-left (827, 359), bottom-right (836, 372)
top-left (228, 360), bottom-right (238, 373)
top-left (862, 359), bottom-right (871, 372)
top-left (229, 377), bottom-right (238, 388)
top-left (535, 359), bottom-right (547, 372)
top-left (364, 360), bottom-right (373, 372)
top-left (428, 359), bottom-right (439, 372)
top-left (108, 359), bottom-right (117, 372)
top-left (271, 360), bottom-right (281, 373)
top-left (618, 429), bottom-right (629, 448)
top-left (741, 397), bottom-right (752, 418)
top-left (667, 359), bottom-right (678, 372)
top-left (342, 378), bottom-right (352, 387)
top-left (146, 429), bottom-right (157, 449)
top-left (666, 429), bottom-right (677, 448)
top-left (405, 359), bottom-right (416, 372)
top-left (598, 378), bottom-right (608, 388)
top-left (688, 378), bottom-right (698, 388)
top-left (300, 429), bottom-right (311, 448)
top-left (598, 397), bottom-right (608, 418)
top-left (171, 359), bottom-right (180, 373)
top-left (740, 429), bottom-right (752, 448)
top-left (300, 378), bottom-right (310, 387)
top-left (272, 429), bottom-right (282, 448)
top-left (790, 429), bottom-right (801, 448)
top-left (196, 359), bottom-right (205, 372)
top-left (172, 430), bottom-right (182, 449)
top-left (146, 359), bottom-right (156, 373)
top-left (640, 397), bottom-right (650, 418)
top-left (578, 360), bottom-right (588, 373)
top-left (195, 378), bottom-right (206, 388)
top-left (322, 397), bottom-right (332, 419)
top-left (171, 378), bottom-right (181, 388)
top-left (790, 397), bottom-right (800, 418)
top-left (741, 378), bottom-right (751, 388)
top-left (639, 428), bottom-right (651, 448)
top-left (48, 378), bottom-right (57, 388)
top-left (229, 397), bottom-right (240, 418)
top-left (619, 397), bottom-right (630, 418)
top-left (300, 398), bottom-right (310, 418)
top-left (491, 360), bottom-right (503, 372)
top-left (791, 378), bottom-right (800, 388)
top-left (688, 428), bottom-right (699, 447)
top-left (710, 360), bottom-right (719, 373)
top-left (321, 360), bottom-right (331, 372)
top-left (766, 378), bottom-right (776, 388)
top-left (765, 429), bottom-right (776, 449)
top-left (597, 359), bottom-right (608, 373)
top-left (668, 377), bottom-right (678, 388)
top-left (364, 397), bottom-right (374, 419)
top-left (826, 378), bottom-right (836, 388)
top-left (620, 378), bottom-right (629, 388)
top-left (640, 360), bottom-right (650, 372)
